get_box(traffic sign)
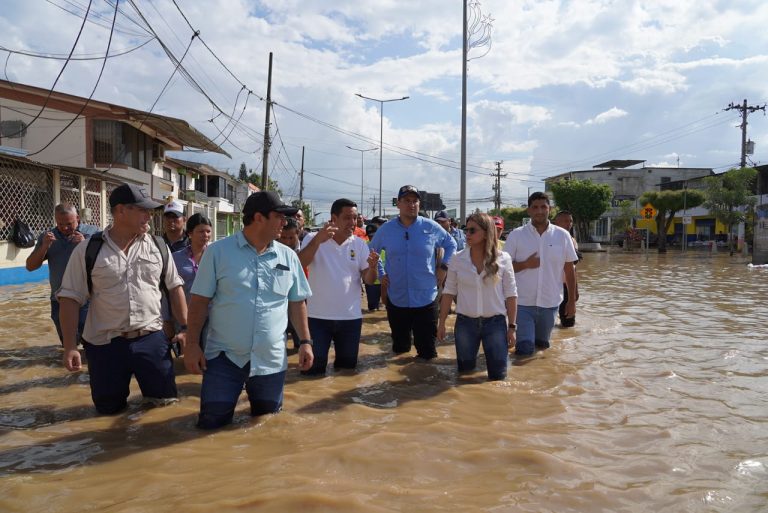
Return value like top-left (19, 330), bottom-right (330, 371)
top-left (640, 203), bottom-right (657, 219)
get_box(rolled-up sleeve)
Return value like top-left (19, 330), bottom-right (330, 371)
top-left (287, 251), bottom-right (312, 302)
top-left (56, 242), bottom-right (89, 306)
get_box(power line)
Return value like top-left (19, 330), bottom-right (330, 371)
top-left (0, 38), bottom-right (155, 61)
top-left (4, 0), bottom-right (94, 138)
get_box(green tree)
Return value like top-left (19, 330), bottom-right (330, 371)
top-left (703, 166), bottom-right (758, 255)
top-left (238, 162), bottom-right (248, 181)
top-left (246, 171), bottom-right (282, 196)
top-left (612, 200), bottom-right (636, 234)
top-left (548, 179), bottom-right (613, 242)
top-left (639, 189), bottom-right (706, 253)
top-left (490, 206), bottom-right (528, 230)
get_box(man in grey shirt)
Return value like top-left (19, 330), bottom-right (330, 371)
top-left (25, 203), bottom-right (98, 344)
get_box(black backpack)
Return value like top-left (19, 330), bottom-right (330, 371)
top-left (84, 232), bottom-right (169, 297)
top-left (10, 219), bottom-right (36, 248)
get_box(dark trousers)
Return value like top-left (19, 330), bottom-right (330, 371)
top-left (365, 283), bottom-right (382, 310)
top-left (385, 298), bottom-right (439, 359)
top-left (558, 284), bottom-right (575, 327)
top-left (82, 331), bottom-right (177, 414)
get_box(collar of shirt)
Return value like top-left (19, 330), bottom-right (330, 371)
top-left (235, 230), bottom-right (277, 256)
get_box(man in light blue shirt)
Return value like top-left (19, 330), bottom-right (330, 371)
top-left (369, 185), bottom-right (457, 359)
top-left (184, 191), bottom-right (313, 430)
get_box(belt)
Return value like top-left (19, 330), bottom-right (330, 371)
top-left (119, 329), bottom-right (156, 339)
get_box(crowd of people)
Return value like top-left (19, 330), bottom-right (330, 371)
top-left (29, 183), bottom-right (580, 430)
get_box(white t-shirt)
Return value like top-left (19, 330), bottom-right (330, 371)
top-left (301, 232), bottom-right (370, 320)
top-left (502, 222), bottom-right (578, 308)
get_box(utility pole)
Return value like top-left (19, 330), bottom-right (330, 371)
top-left (725, 99), bottom-right (766, 168)
top-left (299, 146), bottom-right (305, 204)
top-left (491, 160), bottom-right (506, 212)
top-left (261, 52), bottom-right (273, 190)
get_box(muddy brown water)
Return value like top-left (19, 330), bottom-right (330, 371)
top-left (0, 251), bottom-right (766, 512)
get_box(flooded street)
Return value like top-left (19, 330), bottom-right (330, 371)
top-left (0, 251), bottom-right (766, 512)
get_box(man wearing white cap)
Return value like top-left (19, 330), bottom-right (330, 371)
top-left (163, 200), bottom-right (189, 252)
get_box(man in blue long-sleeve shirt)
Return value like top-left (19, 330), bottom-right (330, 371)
top-left (369, 185), bottom-right (457, 359)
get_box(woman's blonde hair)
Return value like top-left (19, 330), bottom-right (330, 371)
top-left (466, 213), bottom-right (500, 281)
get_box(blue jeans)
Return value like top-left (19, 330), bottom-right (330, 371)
top-left (303, 317), bottom-right (363, 375)
top-left (515, 305), bottom-right (558, 356)
top-left (50, 299), bottom-right (88, 344)
top-left (454, 314), bottom-right (509, 380)
top-left (198, 352), bottom-right (285, 430)
top-left (82, 330), bottom-right (177, 414)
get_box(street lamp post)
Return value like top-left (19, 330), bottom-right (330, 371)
top-left (355, 93), bottom-right (410, 216)
top-left (346, 145), bottom-right (378, 216)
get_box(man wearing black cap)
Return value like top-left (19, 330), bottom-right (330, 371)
top-left (57, 183), bottom-right (188, 414)
top-left (184, 190), bottom-right (314, 429)
top-left (369, 185), bottom-right (457, 359)
top-left (435, 210), bottom-right (465, 251)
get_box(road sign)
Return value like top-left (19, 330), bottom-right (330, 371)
top-left (682, 215), bottom-right (692, 224)
top-left (640, 203), bottom-right (657, 219)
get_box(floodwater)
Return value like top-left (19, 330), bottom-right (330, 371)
top-left (0, 251), bottom-right (766, 513)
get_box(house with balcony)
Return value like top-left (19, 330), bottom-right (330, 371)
top-left (165, 157), bottom-right (254, 240)
top-left (0, 78), bottom-right (228, 284)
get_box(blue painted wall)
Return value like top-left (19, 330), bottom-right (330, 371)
top-left (0, 264), bottom-right (48, 286)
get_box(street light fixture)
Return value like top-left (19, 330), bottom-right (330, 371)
top-left (355, 93), bottom-right (410, 215)
top-left (346, 145), bottom-right (378, 217)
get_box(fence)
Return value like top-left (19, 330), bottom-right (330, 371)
top-left (0, 155), bottom-right (54, 240)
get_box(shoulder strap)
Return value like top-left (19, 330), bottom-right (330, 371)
top-left (84, 232), bottom-right (104, 295)
top-left (150, 234), bottom-right (169, 297)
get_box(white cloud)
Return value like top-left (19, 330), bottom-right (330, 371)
top-left (585, 107), bottom-right (628, 125)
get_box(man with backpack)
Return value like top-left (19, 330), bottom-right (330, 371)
top-left (25, 203), bottom-right (98, 345)
top-left (57, 184), bottom-right (188, 414)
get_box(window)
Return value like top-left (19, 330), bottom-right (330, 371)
top-left (178, 172), bottom-right (187, 191)
top-left (163, 167), bottom-right (172, 181)
top-left (207, 175), bottom-right (227, 198)
top-left (195, 173), bottom-right (206, 193)
top-left (93, 120), bottom-right (155, 172)
top-left (0, 120), bottom-right (28, 138)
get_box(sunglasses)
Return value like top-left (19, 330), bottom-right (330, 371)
top-left (464, 227), bottom-right (483, 234)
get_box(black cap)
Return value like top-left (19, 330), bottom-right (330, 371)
top-left (109, 183), bottom-right (162, 209)
top-left (243, 191), bottom-right (298, 217)
top-left (434, 210), bottom-right (449, 221)
top-left (398, 185), bottom-right (421, 199)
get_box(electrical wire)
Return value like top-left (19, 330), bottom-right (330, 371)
top-left (28, 0), bottom-right (119, 156)
top-left (0, 38), bottom-right (155, 61)
top-left (4, 0), bottom-right (94, 138)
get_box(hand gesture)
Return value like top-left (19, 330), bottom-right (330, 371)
top-left (367, 250), bottom-right (380, 268)
top-left (42, 231), bottom-right (56, 249)
top-left (69, 231), bottom-right (85, 244)
top-left (523, 252), bottom-right (540, 270)
top-left (316, 221), bottom-right (338, 243)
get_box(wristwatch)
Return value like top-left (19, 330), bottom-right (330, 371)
top-left (508, 323), bottom-right (517, 329)
top-left (299, 339), bottom-right (313, 347)
top-left (178, 324), bottom-right (188, 332)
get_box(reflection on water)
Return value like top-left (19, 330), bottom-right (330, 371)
top-left (0, 252), bottom-right (766, 512)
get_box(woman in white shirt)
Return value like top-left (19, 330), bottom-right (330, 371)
top-left (437, 213), bottom-right (518, 380)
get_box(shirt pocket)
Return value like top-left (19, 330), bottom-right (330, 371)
top-left (137, 252), bottom-right (162, 286)
top-left (271, 270), bottom-right (293, 297)
top-left (91, 256), bottom-right (123, 292)
top-left (547, 243), bottom-right (564, 263)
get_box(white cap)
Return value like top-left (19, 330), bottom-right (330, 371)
top-left (163, 200), bottom-right (184, 217)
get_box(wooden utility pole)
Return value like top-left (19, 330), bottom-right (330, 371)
top-left (261, 52), bottom-right (273, 190)
top-left (725, 99), bottom-right (766, 168)
top-left (299, 146), bottom-right (305, 204)
top-left (491, 160), bottom-right (506, 212)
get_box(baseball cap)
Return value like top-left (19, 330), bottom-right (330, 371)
top-left (163, 200), bottom-right (184, 217)
top-left (434, 210), bottom-right (449, 221)
top-left (243, 191), bottom-right (298, 217)
top-left (109, 183), bottom-right (162, 209)
top-left (493, 216), bottom-right (504, 229)
top-left (397, 185), bottom-right (421, 199)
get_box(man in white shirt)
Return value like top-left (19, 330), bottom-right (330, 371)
top-left (502, 192), bottom-right (578, 356)
top-left (299, 198), bottom-right (379, 375)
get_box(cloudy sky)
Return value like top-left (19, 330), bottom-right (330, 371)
top-left (3, 0), bottom-right (768, 220)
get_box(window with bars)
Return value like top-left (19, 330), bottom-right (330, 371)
top-left (93, 120), bottom-right (155, 172)
top-left (0, 157), bottom-right (53, 240)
